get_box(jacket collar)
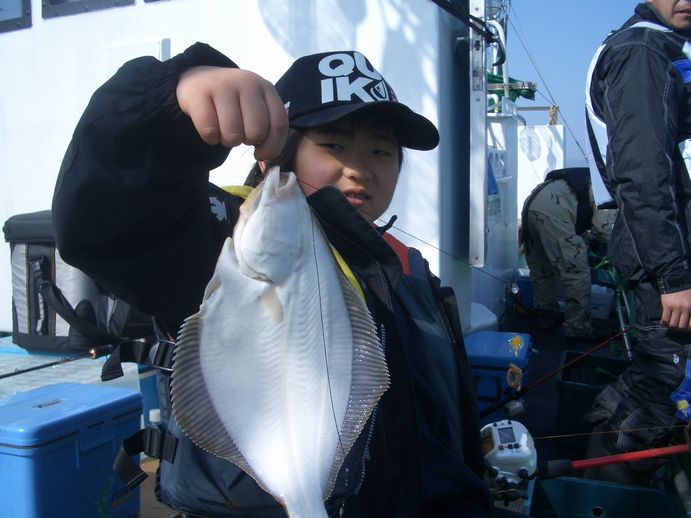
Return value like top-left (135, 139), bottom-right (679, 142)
top-left (307, 186), bottom-right (403, 289)
top-left (634, 2), bottom-right (691, 36)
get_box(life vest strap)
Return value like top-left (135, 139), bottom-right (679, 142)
top-left (113, 425), bottom-right (179, 490)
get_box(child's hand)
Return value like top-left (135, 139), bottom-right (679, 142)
top-left (176, 66), bottom-right (289, 160)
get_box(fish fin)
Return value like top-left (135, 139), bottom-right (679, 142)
top-left (204, 274), bottom-right (222, 299)
top-left (260, 284), bottom-right (283, 322)
top-left (170, 312), bottom-right (261, 485)
top-left (324, 273), bottom-right (390, 499)
top-left (203, 238), bottom-right (235, 300)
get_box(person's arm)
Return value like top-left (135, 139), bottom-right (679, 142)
top-left (598, 41), bottom-right (691, 330)
top-left (52, 43), bottom-right (287, 329)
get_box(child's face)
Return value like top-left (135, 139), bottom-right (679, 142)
top-left (293, 119), bottom-right (401, 224)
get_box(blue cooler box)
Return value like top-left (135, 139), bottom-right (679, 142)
top-left (515, 269), bottom-right (533, 308)
top-left (0, 382), bottom-right (142, 517)
top-left (464, 331), bottom-right (532, 423)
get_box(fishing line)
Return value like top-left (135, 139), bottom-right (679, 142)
top-left (290, 177), bottom-right (638, 358)
top-left (275, 176), bottom-right (646, 422)
top-left (292, 176), bottom-right (511, 287)
top-left (290, 177), bottom-right (645, 422)
top-left (309, 188), bottom-right (622, 339)
top-left (533, 424), bottom-right (690, 442)
top-left (484, 319), bottom-right (691, 408)
top-left (375, 212), bottom-right (512, 286)
top-left (478, 328), bottom-right (628, 419)
top-left (257, 167), bottom-right (690, 451)
top-left (308, 211), bottom-right (347, 463)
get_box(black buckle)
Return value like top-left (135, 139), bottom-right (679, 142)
top-left (113, 425), bottom-right (179, 491)
top-left (143, 425), bottom-right (178, 462)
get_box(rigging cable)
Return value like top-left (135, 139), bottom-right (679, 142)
top-left (507, 4), bottom-right (589, 162)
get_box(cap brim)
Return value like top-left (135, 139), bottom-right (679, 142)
top-left (289, 102), bottom-right (439, 151)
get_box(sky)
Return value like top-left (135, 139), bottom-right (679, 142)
top-left (505, 1), bottom-right (636, 167)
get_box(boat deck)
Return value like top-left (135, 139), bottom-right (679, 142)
top-left (140, 459), bottom-right (179, 518)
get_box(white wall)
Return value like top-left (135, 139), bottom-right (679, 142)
top-left (0, 0), bottom-right (442, 332)
top-left (515, 124), bottom-right (566, 219)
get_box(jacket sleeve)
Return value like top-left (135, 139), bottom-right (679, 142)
top-left (596, 38), bottom-right (691, 291)
top-left (52, 43), bottom-right (237, 330)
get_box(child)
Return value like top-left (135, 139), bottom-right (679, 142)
top-left (53, 43), bottom-right (495, 517)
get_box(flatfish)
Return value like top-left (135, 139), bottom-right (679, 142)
top-left (170, 167), bottom-right (390, 517)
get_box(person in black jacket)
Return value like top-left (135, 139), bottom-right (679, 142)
top-left (585, 0), bottom-right (691, 483)
top-left (52, 44), bottom-right (514, 517)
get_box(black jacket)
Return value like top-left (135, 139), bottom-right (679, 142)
top-left (586, 3), bottom-right (691, 293)
top-left (52, 43), bottom-right (493, 517)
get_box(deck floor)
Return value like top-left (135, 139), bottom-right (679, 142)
top-left (139, 459), bottom-right (180, 518)
top-left (500, 309), bottom-right (624, 465)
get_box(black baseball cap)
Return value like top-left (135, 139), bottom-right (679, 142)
top-left (275, 51), bottom-right (439, 151)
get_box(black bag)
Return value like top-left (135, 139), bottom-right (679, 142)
top-left (3, 210), bottom-right (153, 354)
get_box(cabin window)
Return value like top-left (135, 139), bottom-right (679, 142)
top-left (42, 0), bottom-right (134, 19)
top-left (0, 0), bottom-right (31, 33)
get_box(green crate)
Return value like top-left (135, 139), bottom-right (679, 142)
top-left (530, 476), bottom-right (680, 517)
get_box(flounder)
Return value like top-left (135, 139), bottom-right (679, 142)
top-left (170, 167), bottom-right (390, 518)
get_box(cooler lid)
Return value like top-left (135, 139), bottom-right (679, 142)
top-left (464, 331), bottom-right (532, 367)
top-left (3, 210), bottom-right (55, 244)
top-left (0, 382), bottom-right (141, 447)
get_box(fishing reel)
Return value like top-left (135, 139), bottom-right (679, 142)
top-left (503, 398), bottom-right (527, 418)
top-left (481, 420), bottom-right (537, 504)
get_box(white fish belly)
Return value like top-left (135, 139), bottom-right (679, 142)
top-left (172, 170), bottom-right (388, 518)
top-left (199, 237), bottom-right (353, 506)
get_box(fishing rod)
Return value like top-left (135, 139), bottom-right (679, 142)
top-left (0, 345), bottom-right (113, 381)
top-left (478, 327), bottom-right (628, 419)
top-left (539, 443), bottom-right (691, 479)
